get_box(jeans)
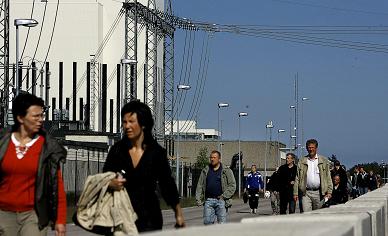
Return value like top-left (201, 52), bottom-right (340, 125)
top-left (248, 189), bottom-right (260, 209)
top-left (270, 191), bottom-right (280, 214)
top-left (359, 187), bottom-right (368, 196)
top-left (203, 198), bottom-right (227, 225)
top-left (279, 190), bottom-right (295, 214)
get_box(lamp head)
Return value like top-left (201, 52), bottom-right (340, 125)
top-left (177, 84), bottom-right (190, 90)
top-left (14, 19), bottom-right (38, 27)
top-left (218, 103), bottom-right (229, 108)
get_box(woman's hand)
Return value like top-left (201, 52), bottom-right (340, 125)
top-left (108, 177), bottom-right (126, 191)
top-left (174, 203), bottom-right (185, 228)
top-left (55, 224), bottom-right (66, 236)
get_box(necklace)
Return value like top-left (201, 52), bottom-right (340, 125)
top-left (15, 145), bottom-right (29, 159)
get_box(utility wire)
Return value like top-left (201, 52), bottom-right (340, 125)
top-left (20, 0), bottom-right (36, 58)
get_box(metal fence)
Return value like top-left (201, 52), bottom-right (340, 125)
top-left (60, 143), bottom-right (243, 205)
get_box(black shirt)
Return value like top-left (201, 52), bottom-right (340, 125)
top-left (205, 165), bottom-right (223, 198)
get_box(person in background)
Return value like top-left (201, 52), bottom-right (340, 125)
top-left (0, 93), bottom-right (67, 236)
top-left (367, 170), bottom-right (377, 191)
top-left (196, 150), bottom-right (236, 224)
top-left (278, 153), bottom-right (297, 214)
top-left (351, 167), bottom-right (360, 199)
top-left (357, 166), bottom-right (368, 195)
top-left (103, 101), bottom-right (185, 232)
top-left (244, 164), bottom-right (264, 214)
top-left (293, 139), bottom-right (333, 212)
top-left (266, 166), bottom-right (280, 215)
top-left (330, 160), bottom-right (348, 202)
top-left (329, 175), bottom-right (347, 205)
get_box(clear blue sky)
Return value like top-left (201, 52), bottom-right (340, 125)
top-left (172, 0), bottom-right (388, 168)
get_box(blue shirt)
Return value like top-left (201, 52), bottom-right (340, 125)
top-left (205, 165), bottom-right (223, 198)
top-left (245, 171), bottom-right (264, 190)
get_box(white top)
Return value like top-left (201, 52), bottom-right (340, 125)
top-left (306, 154), bottom-right (320, 189)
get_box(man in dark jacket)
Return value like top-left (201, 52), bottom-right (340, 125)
top-left (277, 153), bottom-right (297, 214)
top-left (330, 160), bottom-right (348, 202)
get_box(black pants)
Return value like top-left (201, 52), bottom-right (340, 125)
top-left (279, 190), bottom-right (295, 214)
top-left (248, 189), bottom-right (259, 209)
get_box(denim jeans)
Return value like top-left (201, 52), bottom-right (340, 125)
top-left (359, 187), bottom-right (368, 195)
top-left (203, 198), bottom-right (227, 225)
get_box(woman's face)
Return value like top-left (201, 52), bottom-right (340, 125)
top-left (18, 105), bottom-right (44, 134)
top-left (122, 112), bottom-right (144, 140)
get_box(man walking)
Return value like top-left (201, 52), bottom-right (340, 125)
top-left (244, 165), bottom-right (264, 214)
top-left (357, 166), bottom-right (368, 195)
top-left (195, 150), bottom-right (236, 224)
top-left (278, 153), bottom-right (297, 214)
top-left (293, 139), bottom-right (333, 212)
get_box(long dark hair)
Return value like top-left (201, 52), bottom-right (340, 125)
top-left (121, 100), bottom-right (157, 147)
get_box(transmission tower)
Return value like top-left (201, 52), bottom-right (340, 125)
top-left (0, 0), bottom-right (9, 128)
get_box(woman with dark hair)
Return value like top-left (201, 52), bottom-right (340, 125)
top-left (103, 100), bottom-right (185, 232)
top-left (0, 93), bottom-right (67, 236)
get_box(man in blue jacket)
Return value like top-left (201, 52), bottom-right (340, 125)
top-left (244, 165), bottom-right (264, 214)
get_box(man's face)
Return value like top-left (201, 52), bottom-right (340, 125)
top-left (251, 165), bottom-right (256, 172)
top-left (307, 143), bottom-right (317, 157)
top-left (286, 155), bottom-right (294, 165)
top-left (209, 152), bottom-right (221, 166)
top-left (334, 176), bottom-right (340, 185)
top-left (335, 165), bottom-right (340, 170)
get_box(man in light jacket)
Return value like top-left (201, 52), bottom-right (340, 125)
top-left (293, 139), bottom-right (333, 212)
top-left (195, 150), bottom-right (236, 225)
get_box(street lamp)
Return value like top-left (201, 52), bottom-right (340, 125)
top-left (301, 97), bottom-right (310, 154)
top-left (14, 19), bottom-right (38, 96)
top-left (176, 84), bottom-right (190, 196)
top-left (277, 129), bottom-right (286, 166)
top-left (238, 111), bottom-right (248, 198)
top-left (218, 102), bottom-right (229, 156)
top-left (264, 121), bottom-right (274, 190)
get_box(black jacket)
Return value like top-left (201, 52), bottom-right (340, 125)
top-left (103, 137), bottom-right (179, 232)
top-left (0, 129), bottom-right (66, 229)
top-left (277, 164), bottom-right (297, 193)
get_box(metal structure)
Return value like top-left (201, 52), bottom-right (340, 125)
top-left (0, 0), bottom-right (9, 128)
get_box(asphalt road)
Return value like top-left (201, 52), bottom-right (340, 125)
top-left (49, 198), bottom-right (292, 235)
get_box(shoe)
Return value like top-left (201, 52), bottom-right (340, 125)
top-left (253, 209), bottom-right (257, 214)
top-left (250, 209), bottom-right (254, 214)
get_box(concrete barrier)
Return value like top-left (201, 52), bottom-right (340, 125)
top-left (314, 203), bottom-right (385, 236)
top-left (241, 213), bottom-right (371, 236)
top-left (143, 221), bottom-right (355, 236)
top-left (144, 185), bottom-right (388, 236)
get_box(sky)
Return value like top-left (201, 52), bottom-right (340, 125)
top-left (171, 0), bottom-right (388, 168)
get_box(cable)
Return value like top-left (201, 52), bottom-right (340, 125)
top-left (20, 0), bottom-right (36, 58)
top-left (180, 32), bottom-right (207, 131)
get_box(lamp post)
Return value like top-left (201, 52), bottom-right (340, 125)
top-left (277, 129), bottom-right (285, 166)
top-left (289, 105), bottom-right (295, 152)
top-left (238, 112), bottom-right (248, 198)
top-left (301, 97), bottom-right (309, 156)
top-left (218, 102), bottom-right (229, 156)
top-left (120, 58), bottom-right (137, 104)
top-left (264, 121), bottom-right (274, 190)
top-left (14, 19), bottom-right (38, 96)
top-left (176, 84), bottom-right (190, 196)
